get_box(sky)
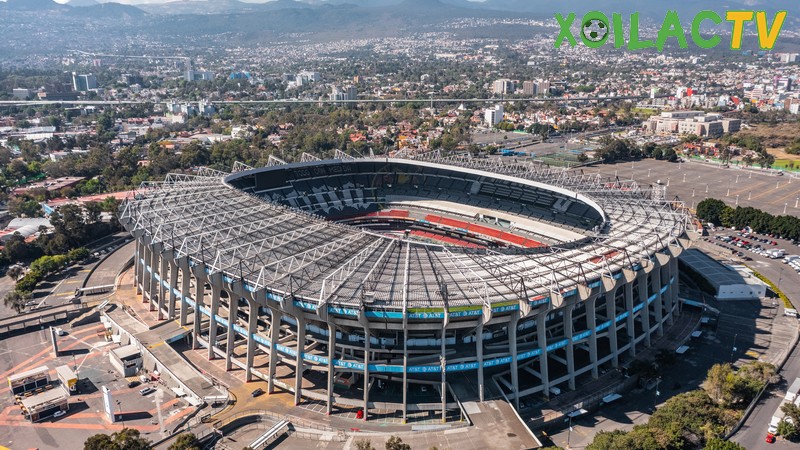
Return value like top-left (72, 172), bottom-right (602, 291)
top-left (50, 0), bottom-right (291, 4)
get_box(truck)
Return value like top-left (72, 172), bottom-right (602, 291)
top-left (787, 377), bottom-right (800, 402)
top-left (768, 249), bottom-right (786, 259)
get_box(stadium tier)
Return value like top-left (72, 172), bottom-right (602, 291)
top-left (120, 155), bottom-right (689, 420)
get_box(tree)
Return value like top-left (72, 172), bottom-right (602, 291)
top-left (704, 437), bottom-right (745, 449)
top-left (702, 363), bottom-right (736, 406)
top-left (781, 401), bottom-right (800, 428)
top-left (168, 433), bottom-right (200, 450)
top-left (355, 439), bottom-right (377, 450)
top-left (8, 197), bottom-right (43, 218)
top-left (3, 290), bottom-right (28, 313)
top-left (84, 428), bottom-right (151, 450)
top-left (7, 265), bottom-right (24, 281)
top-left (385, 436), bottom-right (411, 450)
top-left (777, 420), bottom-right (799, 440)
top-left (84, 201), bottom-right (104, 224)
top-left (67, 247), bottom-right (90, 262)
top-left (696, 199), bottom-right (729, 226)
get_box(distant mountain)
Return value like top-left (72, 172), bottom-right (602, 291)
top-left (1, 0), bottom-right (69, 11)
top-left (65, 2), bottom-right (146, 18)
top-left (313, 0), bottom-right (797, 16)
top-left (67, 0), bottom-right (99, 6)
top-left (137, 0), bottom-right (310, 15)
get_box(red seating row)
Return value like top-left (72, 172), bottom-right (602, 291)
top-left (424, 215), bottom-right (544, 248)
top-left (409, 230), bottom-right (483, 249)
top-left (588, 250), bottom-right (621, 264)
top-left (366, 209), bottom-right (410, 218)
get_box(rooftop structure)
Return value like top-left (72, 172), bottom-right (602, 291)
top-left (120, 154), bottom-right (689, 420)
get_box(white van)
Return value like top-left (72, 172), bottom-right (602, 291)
top-left (549, 386), bottom-right (561, 396)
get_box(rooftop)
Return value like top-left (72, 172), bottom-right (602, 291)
top-left (679, 249), bottom-right (763, 289)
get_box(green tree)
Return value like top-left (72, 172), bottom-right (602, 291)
top-left (168, 433), bottom-right (200, 450)
top-left (782, 401), bottom-right (800, 427)
top-left (777, 420), bottom-right (799, 440)
top-left (6, 265), bottom-right (25, 281)
top-left (67, 247), bottom-right (90, 262)
top-left (704, 437), bottom-right (745, 449)
top-left (696, 198), bottom-right (729, 226)
top-left (3, 290), bottom-right (28, 313)
top-left (84, 201), bottom-right (104, 224)
top-left (702, 363), bottom-right (736, 406)
top-left (355, 439), bottom-right (377, 450)
top-left (84, 428), bottom-right (151, 450)
top-left (385, 436), bottom-right (411, 450)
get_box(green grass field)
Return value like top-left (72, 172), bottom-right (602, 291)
top-left (773, 159), bottom-right (800, 171)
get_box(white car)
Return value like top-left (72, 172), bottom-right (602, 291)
top-left (139, 387), bottom-right (155, 396)
top-left (52, 410), bottom-right (66, 418)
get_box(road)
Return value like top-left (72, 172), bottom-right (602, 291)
top-left (0, 232), bottom-right (131, 321)
top-left (733, 340), bottom-right (800, 450)
top-left (0, 95), bottom-right (668, 107)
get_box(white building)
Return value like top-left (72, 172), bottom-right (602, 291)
top-left (485, 104), bottom-right (504, 126)
top-left (644, 111), bottom-right (740, 137)
top-left (680, 249), bottom-right (767, 301)
top-left (492, 79), bottom-right (515, 95)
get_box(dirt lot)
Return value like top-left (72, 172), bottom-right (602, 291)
top-left (736, 123), bottom-right (800, 160)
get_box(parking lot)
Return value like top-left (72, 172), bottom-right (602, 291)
top-left (584, 158), bottom-right (800, 217)
top-left (0, 320), bottom-right (194, 450)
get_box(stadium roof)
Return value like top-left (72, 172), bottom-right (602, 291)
top-left (120, 155), bottom-right (688, 312)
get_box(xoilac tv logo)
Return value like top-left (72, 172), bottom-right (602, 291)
top-left (555, 10), bottom-right (788, 51)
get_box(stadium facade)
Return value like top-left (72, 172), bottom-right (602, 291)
top-left (120, 154), bottom-right (689, 421)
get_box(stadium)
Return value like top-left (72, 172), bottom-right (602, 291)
top-left (119, 153), bottom-right (689, 422)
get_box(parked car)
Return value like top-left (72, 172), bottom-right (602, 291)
top-left (251, 388), bottom-right (264, 398)
top-left (139, 387), bottom-right (155, 396)
top-left (765, 433), bottom-right (776, 444)
top-left (53, 410), bottom-right (66, 418)
top-left (128, 381), bottom-right (140, 389)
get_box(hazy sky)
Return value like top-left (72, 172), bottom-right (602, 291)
top-left (50, 0), bottom-right (487, 4)
top-left (50, 0), bottom-right (291, 4)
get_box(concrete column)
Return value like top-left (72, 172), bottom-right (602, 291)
top-left (245, 298), bottom-right (258, 382)
top-left (402, 328), bottom-right (408, 424)
top-left (168, 262), bottom-right (178, 320)
top-left (294, 315), bottom-right (305, 406)
top-left (564, 305), bottom-right (576, 390)
top-left (652, 269), bottom-right (664, 337)
top-left (669, 258), bottom-right (679, 321)
top-left (363, 326), bottom-right (370, 421)
top-left (148, 245), bottom-right (159, 310)
top-left (624, 281), bottom-right (636, 358)
top-left (225, 297), bottom-right (238, 371)
top-left (192, 275), bottom-right (203, 350)
top-left (441, 328), bottom-right (447, 423)
top-left (326, 322), bottom-right (335, 415)
top-left (142, 244), bottom-right (152, 303)
top-left (537, 312), bottom-right (550, 397)
top-left (639, 274), bottom-right (652, 347)
top-left (509, 314), bottom-right (519, 410)
top-left (587, 296), bottom-right (599, 379)
top-left (605, 290), bottom-right (619, 368)
top-left (179, 266), bottom-right (190, 327)
top-left (158, 254), bottom-right (168, 319)
top-left (268, 308), bottom-right (280, 394)
top-left (208, 286), bottom-right (220, 360)
top-left (134, 240), bottom-right (142, 293)
top-left (476, 323), bottom-right (485, 402)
